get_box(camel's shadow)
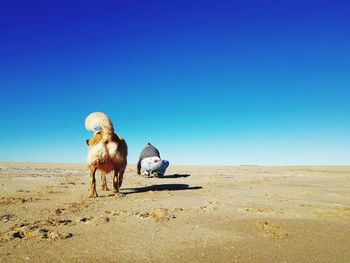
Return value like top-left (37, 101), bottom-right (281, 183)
top-left (123, 183), bottom-right (202, 195)
top-left (163, 174), bottom-right (191, 179)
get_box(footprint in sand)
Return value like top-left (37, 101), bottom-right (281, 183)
top-left (1, 213), bottom-right (16, 223)
top-left (108, 210), bottom-right (132, 217)
top-left (199, 201), bottom-right (219, 212)
top-left (3, 222), bottom-right (72, 241)
top-left (45, 218), bottom-right (72, 226)
top-left (55, 208), bottom-right (66, 215)
top-left (48, 231), bottom-right (73, 240)
top-left (135, 208), bottom-right (176, 222)
top-left (0, 197), bottom-right (32, 205)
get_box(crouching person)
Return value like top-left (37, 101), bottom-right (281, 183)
top-left (137, 143), bottom-right (169, 177)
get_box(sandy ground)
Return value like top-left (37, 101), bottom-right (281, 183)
top-left (0, 163), bottom-right (349, 263)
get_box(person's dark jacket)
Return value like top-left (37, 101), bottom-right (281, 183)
top-left (137, 143), bottom-right (160, 175)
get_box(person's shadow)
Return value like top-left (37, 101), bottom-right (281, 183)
top-left (123, 183), bottom-right (202, 195)
top-left (163, 174), bottom-right (191, 179)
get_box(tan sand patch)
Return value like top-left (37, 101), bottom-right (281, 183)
top-left (253, 220), bottom-right (289, 239)
top-left (314, 206), bottom-right (350, 219)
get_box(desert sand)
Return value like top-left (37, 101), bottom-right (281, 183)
top-left (0, 163), bottom-right (349, 262)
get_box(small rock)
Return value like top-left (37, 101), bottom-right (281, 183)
top-left (8, 231), bottom-right (25, 239)
top-left (38, 228), bottom-right (49, 233)
top-left (79, 217), bottom-right (92, 223)
top-left (58, 219), bottom-right (72, 225)
top-left (63, 233), bottom-right (73, 239)
top-left (17, 222), bottom-right (28, 228)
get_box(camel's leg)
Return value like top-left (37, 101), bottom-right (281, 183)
top-left (118, 167), bottom-right (125, 189)
top-left (113, 168), bottom-right (120, 193)
top-left (100, 171), bottom-right (109, 191)
top-left (89, 166), bottom-right (98, 198)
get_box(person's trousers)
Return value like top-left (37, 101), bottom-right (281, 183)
top-left (141, 157), bottom-right (169, 177)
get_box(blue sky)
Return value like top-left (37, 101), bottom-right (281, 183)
top-left (0, 0), bottom-right (349, 165)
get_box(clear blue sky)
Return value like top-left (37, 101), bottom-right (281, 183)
top-left (0, 1), bottom-right (349, 165)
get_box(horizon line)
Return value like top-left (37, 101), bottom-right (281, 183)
top-left (1, 161), bottom-right (349, 167)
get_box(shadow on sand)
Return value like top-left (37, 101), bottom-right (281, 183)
top-left (163, 174), bottom-right (191, 179)
top-left (123, 184), bottom-right (202, 195)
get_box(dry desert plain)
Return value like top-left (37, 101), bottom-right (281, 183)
top-left (0, 163), bottom-right (350, 263)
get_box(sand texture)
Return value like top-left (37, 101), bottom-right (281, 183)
top-left (0, 163), bottom-right (350, 262)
